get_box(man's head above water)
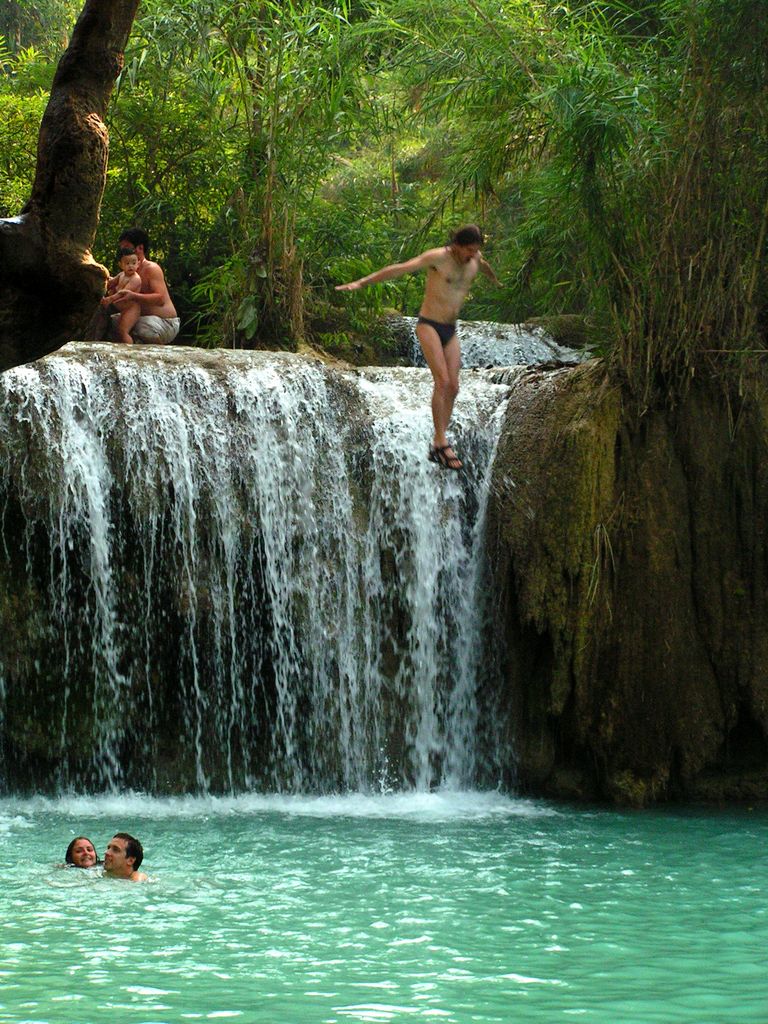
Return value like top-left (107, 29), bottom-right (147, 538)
top-left (104, 832), bottom-right (147, 880)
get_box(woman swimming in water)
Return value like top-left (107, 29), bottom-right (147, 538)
top-left (63, 836), bottom-right (100, 868)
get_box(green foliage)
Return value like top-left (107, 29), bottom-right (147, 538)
top-left (0, 0), bottom-right (764, 392)
top-left (96, 0), bottom-right (373, 346)
top-left (0, 1), bottom-right (80, 56)
top-left (316, 330), bottom-right (354, 354)
top-left (369, 0), bottom-right (768, 397)
top-left (0, 44), bottom-right (50, 216)
top-left (189, 256), bottom-right (251, 349)
top-left (0, 35), bottom-right (13, 71)
top-left (0, 94), bottom-right (42, 215)
top-left (597, 0), bottom-right (768, 401)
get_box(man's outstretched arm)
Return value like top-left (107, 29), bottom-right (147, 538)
top-left (335, 249), bottom-right (439, 291)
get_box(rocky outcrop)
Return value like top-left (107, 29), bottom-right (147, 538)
top-left (487, 361), bottom-right (768, 805)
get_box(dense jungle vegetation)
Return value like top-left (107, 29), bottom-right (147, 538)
top-left (1, 0), bottom-right (766, 401)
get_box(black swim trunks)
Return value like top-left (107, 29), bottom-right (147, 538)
top-left (417, 315), bottom-right (457, 347)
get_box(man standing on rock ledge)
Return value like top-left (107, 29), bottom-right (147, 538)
top-left (336, 225), bottom-right (499, 470)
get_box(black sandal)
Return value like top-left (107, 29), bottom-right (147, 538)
top-left (428, 444), bottom-right (463, 471)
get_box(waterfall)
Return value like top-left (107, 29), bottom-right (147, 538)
top-left (404, 315), bottom-right (583, 368)
top-left (0, 344), bottom-right (509, 795)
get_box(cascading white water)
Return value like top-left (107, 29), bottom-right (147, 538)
top-left (405, 315), bottom-right (584, 368)
top-left (0, 343), bottom-right (509, 795)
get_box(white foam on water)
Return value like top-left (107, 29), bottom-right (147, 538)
top-left (404, 315), bottom-right (584, 368)
top-left (0, 788), bottom-right (557, 822)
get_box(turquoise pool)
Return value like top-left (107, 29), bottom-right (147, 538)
top-left (1, 792), bottom-right (765, 1023)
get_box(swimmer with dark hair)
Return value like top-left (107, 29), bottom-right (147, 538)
top-left (336, 224), bottom-right (500, 471)
top-left (63, 836), bottom-right (100, 868)
top-left (104, 832), bottom-right (148, 882)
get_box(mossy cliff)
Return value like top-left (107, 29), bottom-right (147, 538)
top-left (487, 361), bottom-right (768, 806)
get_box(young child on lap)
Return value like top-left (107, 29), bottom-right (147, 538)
top-left (102, 246), bottom-right (143, 345)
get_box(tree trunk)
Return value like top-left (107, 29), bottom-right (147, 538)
top-left (0, 0), bottom-right (140, 373)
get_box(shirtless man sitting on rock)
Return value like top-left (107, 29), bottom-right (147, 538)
top-left (85, 227), bottom-right (180, 345)
top-left (113, 227), bottom-right (180, 344)
top-left (336, 224), bottom-right (499, 470)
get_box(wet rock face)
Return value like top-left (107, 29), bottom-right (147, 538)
top-left (488, 362), bottom-right (768, 806)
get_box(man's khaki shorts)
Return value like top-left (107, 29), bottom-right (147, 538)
top-left (111, 314), bottom-right (181, 344)
top-left (133, 315), bottom-right (181, 344)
